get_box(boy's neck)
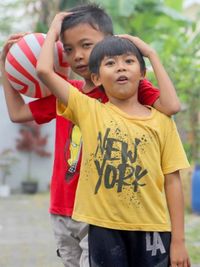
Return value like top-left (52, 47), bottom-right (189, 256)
top-left (82, 79), bottom-right (96, 93)
top-left (109, 95), bottom-right (151, 117)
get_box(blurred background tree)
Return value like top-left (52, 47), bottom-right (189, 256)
top-left (16, 121), bottom-right (51, 182)
top-left (0, 149), bottom-right (19, 185)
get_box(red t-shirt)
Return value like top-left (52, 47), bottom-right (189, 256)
top-left (29, 79), bottom-right (159, 216)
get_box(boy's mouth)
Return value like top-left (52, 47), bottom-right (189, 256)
top-left (116, 75), bottom-right (128, 83)
top-left (76, 64), bottom-right (88, 72)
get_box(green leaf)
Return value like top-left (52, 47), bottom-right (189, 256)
top-left (164, 0), bottom-right (183, 11)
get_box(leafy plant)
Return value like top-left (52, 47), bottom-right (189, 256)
top-left (16, 122), bottom-right (51, 181)
top-left (0, 149), bottom-right (19, 185)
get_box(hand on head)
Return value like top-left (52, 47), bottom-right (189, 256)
top-left (48, 12), bottom-right (73, 41)
top-left (116, 34), bottom-right (155, 58)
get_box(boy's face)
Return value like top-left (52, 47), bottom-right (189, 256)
top-left (62, 23), bottom-right (105, 80)
top-left (92, 53), bottom-right (144, 100)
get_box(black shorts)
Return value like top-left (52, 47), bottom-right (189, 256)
top-left (89, 225), bottom-right (171, 267)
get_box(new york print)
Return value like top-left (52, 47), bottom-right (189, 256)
top-left (94, 127), bottom-right (148, 194)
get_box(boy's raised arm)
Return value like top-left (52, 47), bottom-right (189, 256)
top-left (0, 34), bottom-right (33, 122)
top-left (118, 35), bottom-right (181, 116)
top-left (36, 13), bottom-right (71, 107)
top-left (147, 50), bottom-right (181, 115)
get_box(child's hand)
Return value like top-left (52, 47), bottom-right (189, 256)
top-left (0, 33), bottom-right (28, 66)
top-left (170, 240), bottom-right (191, 267)
top-left (116, 34), bottom-right (155, 58)
top-left (48, 12), bottom-right (72, 41)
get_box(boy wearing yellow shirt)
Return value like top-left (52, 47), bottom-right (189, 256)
top-left (37, 15), bottom-right (190, 267)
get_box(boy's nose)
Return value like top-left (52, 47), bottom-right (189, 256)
top-left (74, 50), bottom-right (84, 61)
top-left (116, 63), bottom-right (126, 72)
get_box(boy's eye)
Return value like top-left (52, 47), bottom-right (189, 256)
top-left (105, 60), bottom-right (115, 66)
top-left (82, 43), bottom-right (93, 48)
top-left (64, 47), bottom-right (72, 54)
top-left (125, 58), bottom-right (135, 64)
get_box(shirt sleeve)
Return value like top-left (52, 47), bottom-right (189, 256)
top-left (138, 79), bottom-right (160, 106)
top-left (57, 85), bottom-right (96, 126)
top-left (29, 95), bottom-right (56, 124)
top-left (29, 80), bottom-right (84, 124)
top-left (161, 118), bottom-right (190, 174)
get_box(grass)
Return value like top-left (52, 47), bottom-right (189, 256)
top-left (185, 212), bottom-right (200, 264)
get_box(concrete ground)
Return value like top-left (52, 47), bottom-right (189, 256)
top-left (0, 193), bottom-right (62, 267)
top-left (0, 193), bottom-right (200, 267)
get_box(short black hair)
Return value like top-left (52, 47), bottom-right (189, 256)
top-left (89, 36), bottom-right (146, 74)
top-left (60, 3), bottom-right (113, 39)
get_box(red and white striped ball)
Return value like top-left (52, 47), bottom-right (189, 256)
top-left (5, 33), bottom-right (70, 98)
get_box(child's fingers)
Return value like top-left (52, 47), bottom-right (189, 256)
top-left (8, 32), bottom-right (30, 41)
top-left (184, 258), bottom-right (191, 267)
top-left (5, 32), bottom-right (30, 50)
top-left (3, 39), bottom-right (17, 53)
top-left (1, 39), bottom-right (18, 61)
top-left (1, 32), bottom-right (31, 63)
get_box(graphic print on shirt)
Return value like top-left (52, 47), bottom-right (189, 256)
top-left (65, 125), bottom-right (82, 182)
top-left (93, 125), bottom-right (148, 199)
top-left (64, 96), bottom-right (104, 183)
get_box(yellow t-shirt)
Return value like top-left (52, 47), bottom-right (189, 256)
top-left (58, 86), bottom-right (190, 231)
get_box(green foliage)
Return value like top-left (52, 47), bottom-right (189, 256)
top-left (0, 0), bottom-right (31, 38)
top-left (35, 21), bottom-right (48, 33)
top-left (161, 26), bottom-right (200, 163)
top-left (185, 214), bottom-right (200, 263)
top-left (59, 0), bottom-right (89, 10)
top-left (165, 0), bottom-right (183, 11)
top-left (0, 149), bottom-right (19, 185)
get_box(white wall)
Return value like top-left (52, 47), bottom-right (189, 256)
top-left (0, 86), bottom-right (55, 192)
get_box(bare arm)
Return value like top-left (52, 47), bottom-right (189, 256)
top-left (36, 12), bottom-right (71, 106)
top-left (0, 33), bottom-right (33, 122)
top-left (147, 50), bottom-right (181, 115)
top-left (165, 171), bottom-right (190, 267)
top-left (117, 35), bottom-right (181, 116)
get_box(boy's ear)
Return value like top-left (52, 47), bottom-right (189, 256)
top-left (91, 73), bottom-right (102, 87)
top-left (140, 68), bottom-right (146, 80)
